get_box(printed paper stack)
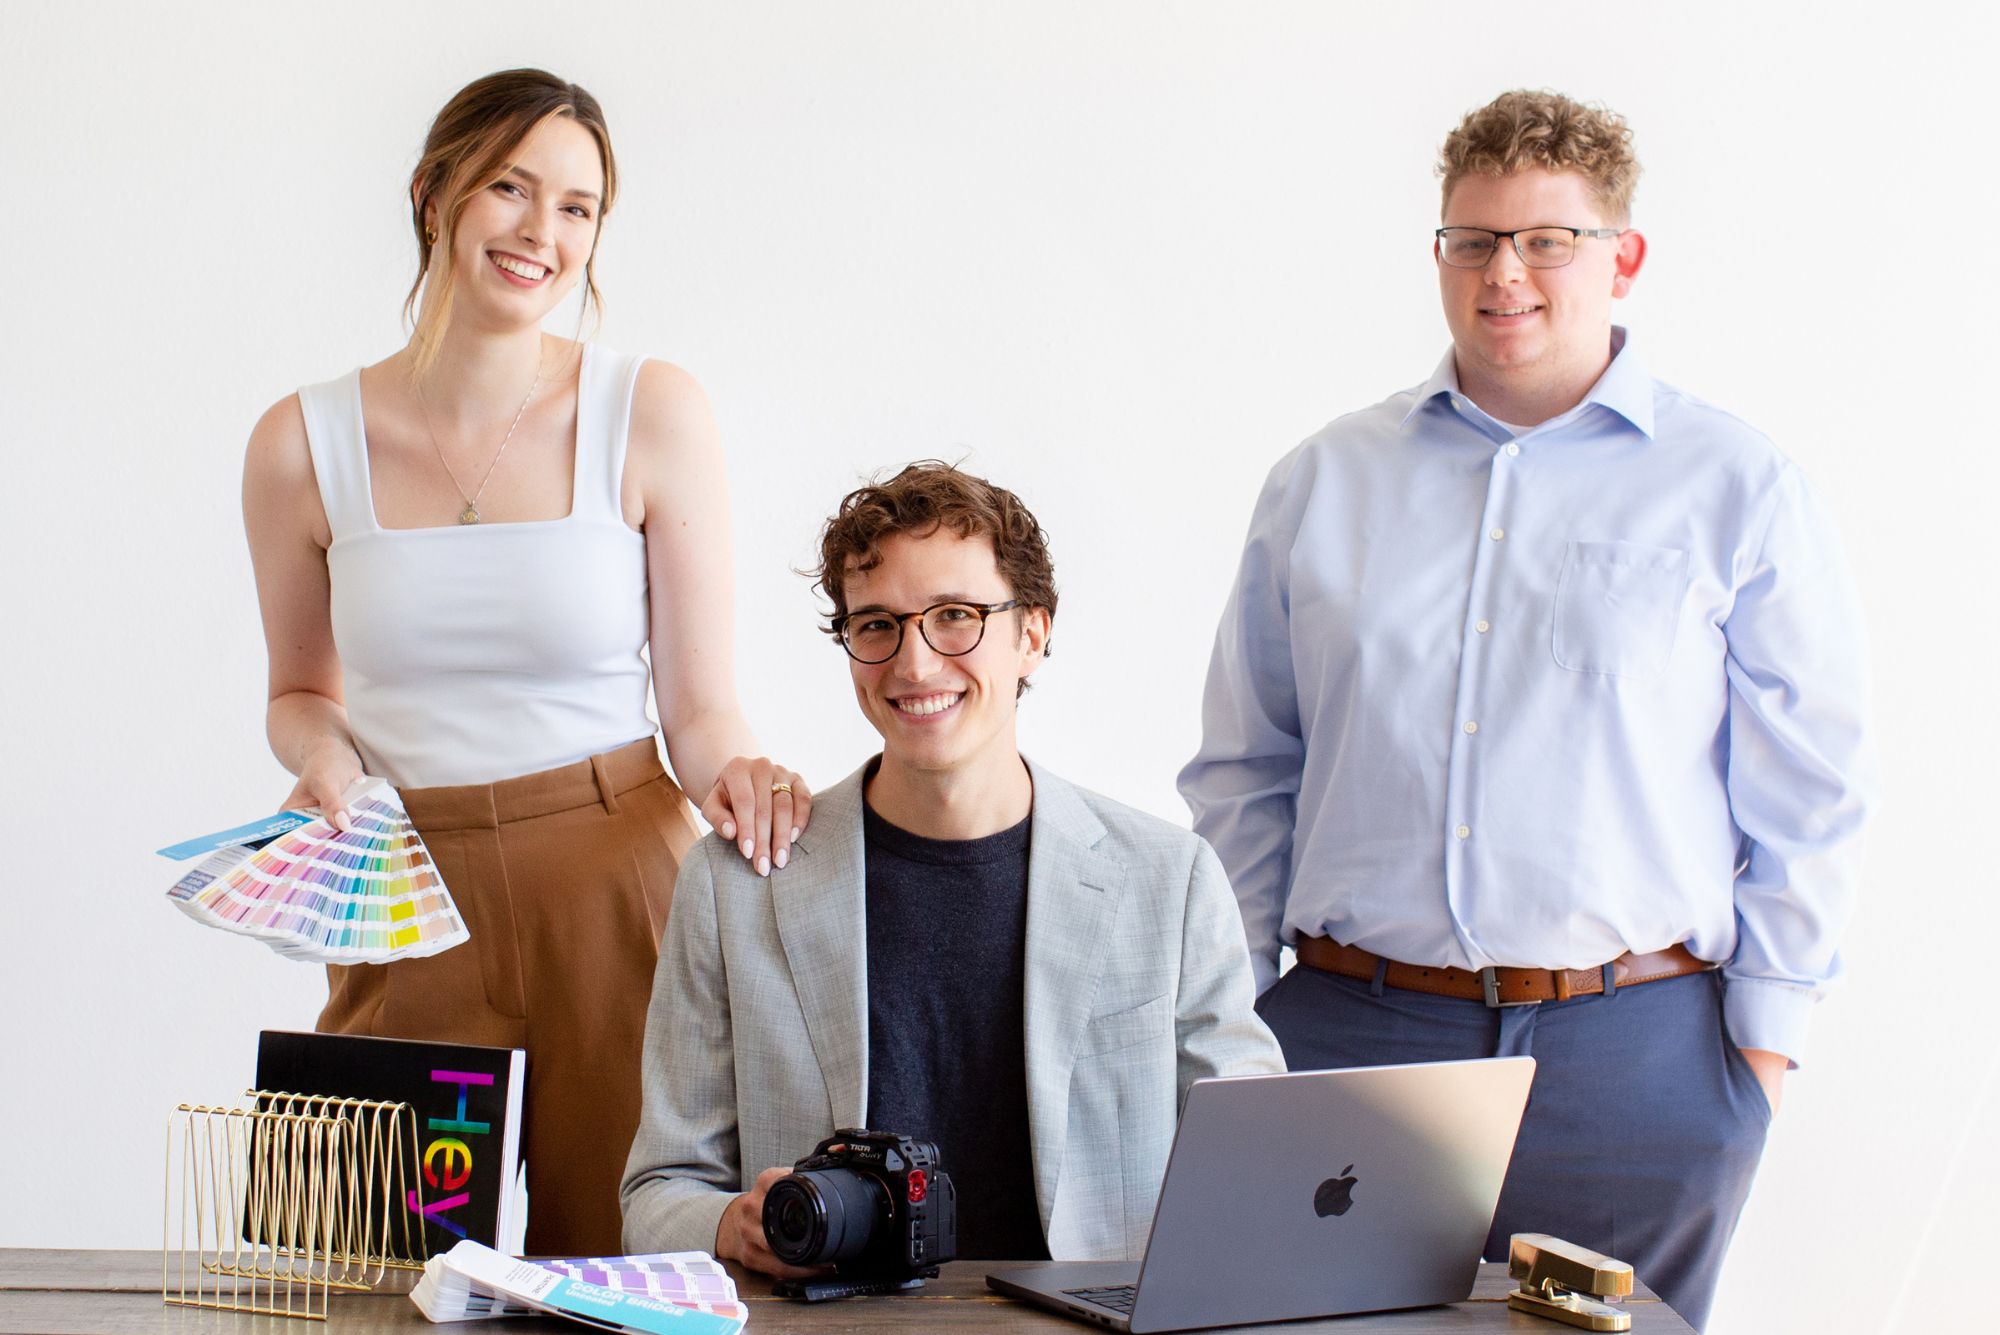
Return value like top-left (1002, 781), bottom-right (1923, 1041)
top-left (160, 778), bottom-right (467, 964)
top-left (411, 1241), bottom-right (747, 1332)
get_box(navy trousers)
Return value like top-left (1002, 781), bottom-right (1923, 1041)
top-left (1257, 964), bottom-right (1770, 1332)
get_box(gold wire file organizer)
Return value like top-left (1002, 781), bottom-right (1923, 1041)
top-left (163, 1092), bottom-right (429, 1321)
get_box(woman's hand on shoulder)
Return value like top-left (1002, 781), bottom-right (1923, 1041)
top-left (700, 758), bottom-right (813, 878)
top-left (623, 361), bottom-right (812, 874)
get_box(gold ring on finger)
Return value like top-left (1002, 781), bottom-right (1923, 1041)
top-left (771, 782), bottom-right (793, 795)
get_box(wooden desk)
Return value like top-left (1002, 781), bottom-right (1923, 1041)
top-left (0, 1250), bottom-right (1692, 1334)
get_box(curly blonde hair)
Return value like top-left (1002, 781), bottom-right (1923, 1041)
top-left (1438, 90), bottom-right (1639, 223)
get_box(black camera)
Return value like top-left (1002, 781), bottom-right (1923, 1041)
top-left (762, 1129), bottom-right (957, 1297)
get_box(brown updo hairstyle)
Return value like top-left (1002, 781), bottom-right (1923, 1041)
top-left (405, 69), bottom-right (618, 374)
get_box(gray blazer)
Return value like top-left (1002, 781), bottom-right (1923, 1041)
top-left (620, 757), bottom-right (1284, 1261)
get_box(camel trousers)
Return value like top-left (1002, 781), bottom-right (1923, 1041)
top-left (318, 737), bottom-right (700, 1257)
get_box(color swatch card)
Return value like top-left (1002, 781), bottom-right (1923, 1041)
top-left (543, 1256), bottom-right (739, 1309)
top-left (163, 779), bottom-right (467, 965)
top-left (411, 1243), bottom-right (747, 1330)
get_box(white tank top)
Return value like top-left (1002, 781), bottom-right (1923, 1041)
top-left (298, 344), bottom-right (656, 789)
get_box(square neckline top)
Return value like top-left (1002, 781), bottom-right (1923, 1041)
top-left (335, 342), bottom-right (642, 543)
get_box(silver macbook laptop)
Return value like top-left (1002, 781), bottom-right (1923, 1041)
top-left (986, 1056), bottom-right (1535, 1333)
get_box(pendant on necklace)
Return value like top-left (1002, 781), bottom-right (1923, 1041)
top-left (458, 504), bottom-right (481, 525)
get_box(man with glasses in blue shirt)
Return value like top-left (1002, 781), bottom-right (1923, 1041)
top-left (1181, 90), bottom-right (1873, 1331)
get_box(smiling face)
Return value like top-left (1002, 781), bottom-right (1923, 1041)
top-left (842, 528), bottom-right (1049, 786)
top-left (429, 114), bottom-right (605, 331)
top-left (1437, 167), bottom-right (1645, 421)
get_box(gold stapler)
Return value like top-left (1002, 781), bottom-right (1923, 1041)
top-left (1506, 1233), bottom-right (1635, 1331)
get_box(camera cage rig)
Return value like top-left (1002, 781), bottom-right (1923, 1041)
top-left (764, 1128), bottom-right (954, 1302)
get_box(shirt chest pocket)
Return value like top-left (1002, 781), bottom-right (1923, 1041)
top-left (1552, 540), bottom-right (1690, 680)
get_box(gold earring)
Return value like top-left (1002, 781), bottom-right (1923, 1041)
top-left (425, 226), bottom-right (438, 246)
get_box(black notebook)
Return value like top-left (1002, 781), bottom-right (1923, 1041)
top-left (254, 1029), bottom-right (527, 1253)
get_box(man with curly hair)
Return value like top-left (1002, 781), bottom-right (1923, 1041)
top-left (625, 462), bottom-right (1282, 1275)
top-left (1181, 90), bottom-right (1874, 1329)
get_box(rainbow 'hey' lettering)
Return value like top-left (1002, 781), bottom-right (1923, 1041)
top-left (405, 1069), bottom-right (496, 1239)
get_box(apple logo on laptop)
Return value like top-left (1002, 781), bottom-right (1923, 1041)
top-left (1314, 1165), bottom-right (1358, 1217)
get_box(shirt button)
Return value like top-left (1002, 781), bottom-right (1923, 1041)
top-left (1490, 528), bottom-right (1506, 542)
top-left (1475, 619), bottom-right (1491, 633)
top-left (1463, 721), bottom-right (1479, 734)
top-left (1455, 824), bottom-right (1471, 840)
top-left (1505, 442), bottom-right (1520, 456)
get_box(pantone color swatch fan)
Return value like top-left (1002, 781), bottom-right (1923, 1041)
top-left (161, 779), bottom-right (467, 964)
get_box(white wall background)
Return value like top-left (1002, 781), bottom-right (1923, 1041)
top-left (3, 3), bottom-right (1993, 1330)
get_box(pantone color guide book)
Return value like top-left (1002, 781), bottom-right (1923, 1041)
top-left (255, 1030), bottom-right (526, 1255)
top-left (543, 1256), bottom-right (737, 1307)
top-left (412, 1241), bottom-right (746, 1333)
top-left (161, 778), bottom-right (467, 964)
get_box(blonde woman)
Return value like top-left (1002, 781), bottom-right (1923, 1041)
top-left (242, 69), bottom-right (809, 1255)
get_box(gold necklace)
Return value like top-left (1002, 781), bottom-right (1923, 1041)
top-left (416, 360), bottom-right (542, 525)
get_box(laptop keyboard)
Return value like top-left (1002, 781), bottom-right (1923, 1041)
top-left (1064, 1284), bottom-right (1138, 1315)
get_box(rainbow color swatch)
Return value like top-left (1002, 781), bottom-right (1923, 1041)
top-left (164, 781), bottom-right (468, 964)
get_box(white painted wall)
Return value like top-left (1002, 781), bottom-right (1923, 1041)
top-left (2, 4), bottom-right (1991, 1331)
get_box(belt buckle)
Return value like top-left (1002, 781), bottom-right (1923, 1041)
top-left (1479, 966), bottom-right (1538, 1009)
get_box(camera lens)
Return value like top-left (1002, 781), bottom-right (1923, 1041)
top-left (763, 1168), bottom-right (888, 1266)
top-left (776, 1195), bottom-right (812, 1240)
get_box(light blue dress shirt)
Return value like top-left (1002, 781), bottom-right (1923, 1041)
top-left (1180, 329), bottom-right (1874, 1063)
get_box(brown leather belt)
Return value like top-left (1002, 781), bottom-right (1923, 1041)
top-left (1293, 935), bottom-right (1714, 1008)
